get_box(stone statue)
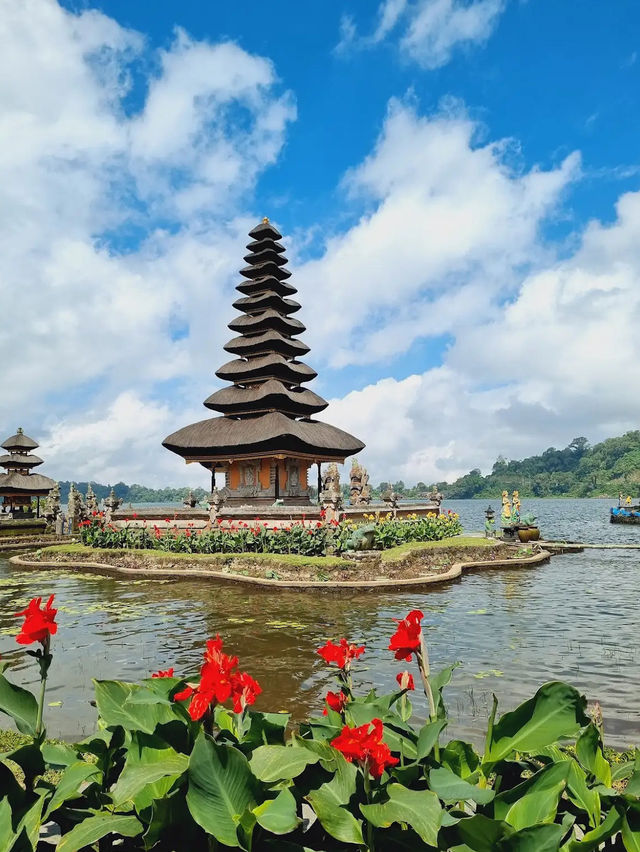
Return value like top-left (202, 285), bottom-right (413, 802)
top-left (342, 523), bottom-right (376, 552)
top-left (349, 461), bottom-right (371, 506)
top-left (85, 483), bottom-right (98, 514)
top-left (427, 488), bottom-right (444, 506)
top-left (321, 463), bottom-right (341, 503)
top-left (183, 489), bottom-right (197, 508)
top-left (103, 488), bottom-right (122, 523)
top-left (500, 490), bottom-right (512, 526)
top-left (208, 486), bottom-right (226, 522)
top-left (67, 483), bottom-right (85, 533)
top-left (44, 482), bottom-right (61, 527)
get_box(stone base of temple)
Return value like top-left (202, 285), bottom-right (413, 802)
top-left (223, 495), bottom-right (312, 507)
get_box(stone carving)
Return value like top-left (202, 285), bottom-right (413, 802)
top-left (349, 460), bottom-right (371, 506)
top-left (85, 483), bottom-right (98, 515)
top-left (321, 463), bottom-right (341, 503)
top-left (342, 523), bottom-right (376, 551)
top-left (208, 486), bottom-right (226, 522)
top-left (103, 488), bottom-right (122, 523)
top-left (43, 482), bottom-right (61, 526)
top-left (285, 460), bottom-right (302, 497)
top-left (183, 489), bottom-right (197, 508)
top-left (427, 488), bottom-right (444, 506)
top-left (67, 483), bottom-right (85, 533)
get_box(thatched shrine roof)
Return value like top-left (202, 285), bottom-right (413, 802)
top-left (0, 453), bottom-right (44, 468)
top-left (0, 471), bottom-right (55, 495)
top-left (2, 429), bottom-right (39, 451)
top-left (162, 219), bottom-right (364, 466)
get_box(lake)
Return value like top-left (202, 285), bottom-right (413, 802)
top-left (1, 497), bottom-right (638, 746)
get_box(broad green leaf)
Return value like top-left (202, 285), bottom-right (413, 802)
top-left (565, 761), bottom-right (600, 828)
top-left (41, 742), bottom-right (79, 768)
top-left (456, 814), bottom-right (512, 851)
top-left (244, 710), bottom-right (290, 747)
top-left (93, 680), bottom-right (178, 734)
top-left (112, 732), bottom-right (188, 806)
top-left (560, 807), bottom-right (622, 851)
top-left (254, 787), bottom-right (300, 834)
top-left (57, 813), bottom-right (142, 852)
top-left (360, 783), bottom-right (442, 847)
top-left (499, 823), bottom-right (564, 851)
top-left (576, 724), bottom-right (611, 787)
top-left (1, 743), bottom-right (44, 779)
top-left (431, 662), bottom-right (461, 719)
top-left (622, 806), bottom-right (640, 852)
top-left (187, 732), bottom-right (258, 847)
top-left (44, 761), bottom-right (101, 819)
top-left (430, 766), bottom-right (495, 805)
top-left (306, 781), bottom-right (364, 845)
top-left (493, 762), bottom-right (570, 831)
top-left (484, 682), bottom-right (588, 767)
top-left (0, 791), bottom-right (45, 852)
top-left (0, 673), bottom-right (38, 736)
top-left (442, 740), bottom-right (480, 778)
top-left (417, 720), bottom-right (447, 760)
top-left (250, 744), bottom-right (319, 782)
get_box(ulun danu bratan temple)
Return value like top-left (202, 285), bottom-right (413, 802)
top-left (162, 219), bottom-right (365, 505)
top-left (0, 428), bottom-right (55, 517)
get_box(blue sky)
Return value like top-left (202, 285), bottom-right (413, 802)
top-left (2, 0), bottom-right (640, 486)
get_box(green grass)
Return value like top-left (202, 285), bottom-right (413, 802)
top-left (380, 536), bottom-right (495, 562)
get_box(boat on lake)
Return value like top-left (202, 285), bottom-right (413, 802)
top-left (610, 504), bottom-right (640, 524)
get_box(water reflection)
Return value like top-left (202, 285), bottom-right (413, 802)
top-left (0, 498), bottom-right (639, 746)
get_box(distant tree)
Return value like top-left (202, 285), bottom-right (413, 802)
top-left (392, 480), bottom-right (406, 494)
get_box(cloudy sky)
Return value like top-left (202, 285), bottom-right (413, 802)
top-left (1, 0), bottom-right (639, 488)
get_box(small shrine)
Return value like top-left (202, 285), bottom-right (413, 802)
top-left (163, 219), bottom-right (365, 505)
top-left (0, 428), bottom-right (55, 517)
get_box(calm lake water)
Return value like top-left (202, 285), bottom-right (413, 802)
top-left (1, 498), bottom-right (638, 746)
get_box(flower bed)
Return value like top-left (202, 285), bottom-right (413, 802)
top-left (1, 595), bottom-right (638, 851)
top-left (78, 510), bottom-right (463, 557)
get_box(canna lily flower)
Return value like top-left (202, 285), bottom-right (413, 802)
top-left (388, 610), bottom-right (424, 662)
top-left (15, 595), bottom-right (58, 646)
top-left (331, 718), bottom-right (399, 779)
top-left (317, 638), bottom-right (365, 669)
top-left (396, 671), bottom-right (415, 691)
top-left (322, 690), bottom-right (348, 715)
top-left (152, 668), bottom-right (174, 678)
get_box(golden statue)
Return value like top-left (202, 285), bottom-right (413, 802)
top-left (501, 490), bottom-right (511, 524)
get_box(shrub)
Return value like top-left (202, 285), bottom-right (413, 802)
top-left (0, 598), bottom-right (638, 850)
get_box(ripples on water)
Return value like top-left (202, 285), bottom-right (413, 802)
top-left (0, 498), bottom-right (638, 746)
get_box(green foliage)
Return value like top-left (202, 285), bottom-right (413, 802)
top-left (1, 643), bottom-right (639, 850)
top-left (79, 512), bottom-right (463, 557)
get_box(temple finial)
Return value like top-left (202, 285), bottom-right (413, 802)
top-left (262, 217), bottom-right (269, 224)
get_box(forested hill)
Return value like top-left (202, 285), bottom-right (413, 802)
top-left (57, 482), bottom-right (209, 505)
top-left (436, 432), bottom-right (640, 499)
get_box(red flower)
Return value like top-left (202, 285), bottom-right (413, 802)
top-left (396, 671), bottom-right (415, 691)
top-left (133, 512), bottom-right (138, 519)
top-left (320, 509), bottom-right (326, 519)
top-left (388, 610), bottom-right (424, 662)
top-left (15, 595), bottom-right (58, 646)
top-left (331, 718), bottom-right (399, 779)
top-left (164, 518), bottom-right (170, 524)
top-left (231, 671), bottom-right (262, 713)
top-left (174, 635), bottom-right (260, 721)
top-left (152, 668), bottom-right (174, 678)
top-left (317, 638), bottom-right (365, 669)
top-left (322, 690), bottom-right (348, 715)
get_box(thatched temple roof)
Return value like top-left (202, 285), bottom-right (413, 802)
top-left (163, 220), bottom-right (365, 465)
top-left (0, 429), bottom-right (54, 496)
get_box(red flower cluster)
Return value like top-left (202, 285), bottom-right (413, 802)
top-left (322, 690), bottom-right (348, 715)
top-left (388, 609), bottom-right (424, 662)
top-left (396, 671), bottom-right (415, 691)
top-left (331, 718), bottom-right (399, 779)
top-left (317, 638), bottom-right (365, 669)
top-left (15, 595), bottom-right (58, 646)
top-left (152, 668), bottom-right (174, 678)
top-left (174, 636), bottom-right (261, 721)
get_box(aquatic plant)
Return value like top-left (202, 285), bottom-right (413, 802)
top-left (0, 599), bottom-right (639, 850)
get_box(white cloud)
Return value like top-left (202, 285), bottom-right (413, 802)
top-left (297, 100), bottom-right (579, 367)
top-left (0, 0), bottom-right (295, 486)
top-left (337, 0), bottom-right (506, 67)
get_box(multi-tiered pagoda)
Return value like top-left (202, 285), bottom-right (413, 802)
top-left (0, 428), bottom-right (55, 516)
top-left (163, 219), bottom-right (364, 504)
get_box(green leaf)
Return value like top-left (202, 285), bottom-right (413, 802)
top-left (560, 807), bottom-right (622, 851)
top-left (41, 742), bottom-right (79, 768)
top-left (254, 787), bottom-right (300, 835)
top-left (484, 682), bottom-right (589, 767)
top-left (622, 806), bottom-right (640, 852)
top-left (455, 814), bottom-right (512, 852)
top-left (93, 679), bottom-right (178, 734)
top-left (430, 766), bottom-right (495, 805)
top-left (360, 783), bottom-right (442, 847)
top-left (565, 760), bottom-right (600, 829)
top-left (576, 724), bottom-right (611, 787)
top-left (499, 823), bottom-right (564, 851)
top-left (431, 662), bottom-right (461, 719)
top-left (57, 813), bottom-right (142, 852)
top-left (493, 762), bottom-right (570, 831)
top-left (1, 743), bottom-right (44, 779)
top-left (442, 740), bottom-right (480, 778)
top-left (417, 720), bottom-right (447, 760)
top-left (0, 673), bottom-right (38, 736)
top-left (44, 761), bottom-right (102, 819)
top-left (250, 744), bottom-right (319, 783)
top-left (112, 732), bottom-right (189, 806)
top-left (186, 732), bottom-right (258, 847)
top-left (306, 781), bottom-right (364, 845)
